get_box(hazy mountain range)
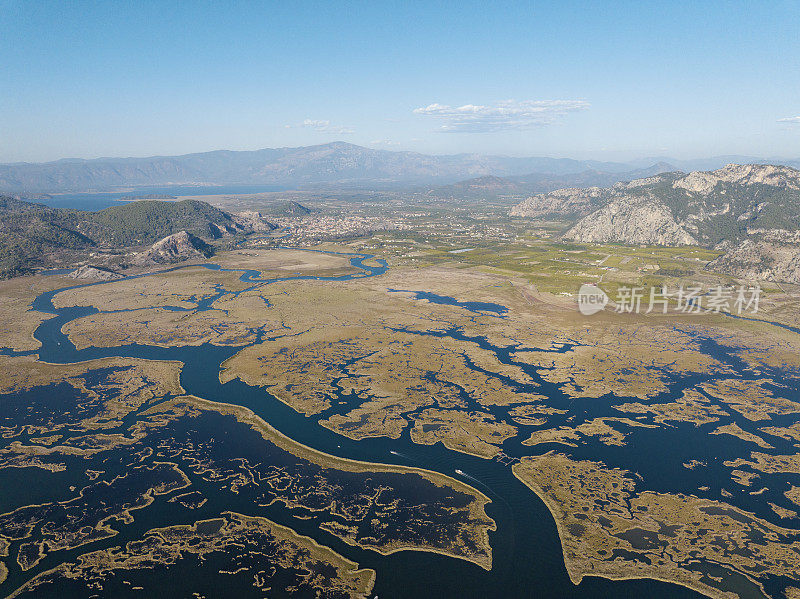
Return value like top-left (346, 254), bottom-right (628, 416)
top-left (3, 142), bottom-right (798, 193)
top-left (423, 162), bottom-right (678, 199)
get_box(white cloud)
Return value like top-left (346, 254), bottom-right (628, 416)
top-left (302, 119), bottom-right (330, 129)
top-left (285, 119), bottom-right (354, 134)
top-left (303, 119), bottom-right (354, 134)
top-left (413, 99), bottom-right (589, 133)
top-left (778, 116), bottom-right (800, 124)
top-left (370, 139), bottom-right (400, 146)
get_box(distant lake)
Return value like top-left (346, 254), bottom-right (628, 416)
top-left (34, 184), bottom-right (289, 212)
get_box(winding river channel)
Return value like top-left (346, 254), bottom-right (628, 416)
top-left (6, 247), bottom-right (796, 598)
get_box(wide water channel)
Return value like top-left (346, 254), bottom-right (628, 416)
top-left (5, 247), bottom-right (791, 598)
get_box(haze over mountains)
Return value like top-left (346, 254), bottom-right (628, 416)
top-left (423, 162), bottom-right (678, 199)
top-left (3, 142), bottom-right (798, 193)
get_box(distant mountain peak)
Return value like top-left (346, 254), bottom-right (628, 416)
top-left (2, 145), bottom-right (797, 193)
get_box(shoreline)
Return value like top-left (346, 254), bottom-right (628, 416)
top-left (7, 511), bottom-right (377, 599)
top-left (179, 394), bottom-right (497, 571)
top-left (511, 462), bottom-right (769, 599)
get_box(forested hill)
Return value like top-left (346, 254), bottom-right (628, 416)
top-left (86, 200), bottom-right (248, 245)
top-left (0, 198), bottom-right (266, 278)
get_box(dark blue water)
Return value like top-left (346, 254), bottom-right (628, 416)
top-left (31, 184), bottom-right (289, 211)
top-left (37, 268), bottom-right (75, 276)
top-left (388, 289), bottom-right (509, 317)
top-left (3, 248), bottom-right (799, 599)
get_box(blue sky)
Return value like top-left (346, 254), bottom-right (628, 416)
top-left (1, 0), bottom-right (799, 162)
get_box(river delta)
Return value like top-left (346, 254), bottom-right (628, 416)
top-left (1, 244), bottom-right (799, 599)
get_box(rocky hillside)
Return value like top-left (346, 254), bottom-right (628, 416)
top-left (707, 240), bottom-right (800, 284)
top-left (0, 197), bottom-right (275, 278)
top-left (511, 164), bottom-right (800, 283)
top-left (511, 164), bottom-right (800, 243)
top-left (564, 198), bottom-right (698, 245)
top-left (509, 186), bottom-right (607, 218)
top-left (134, 231), bottom-right (212, 266)
top-left (563, 164), bottom-right (800, 246)
top-left (68, 265), bottom-right (124, 281)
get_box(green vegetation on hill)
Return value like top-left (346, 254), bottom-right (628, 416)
top-left (258, 200), bottom-right (311, 217)
top-left (0, 198), bottom-right (247, 278)
top-left (89, 200), bottom-right (241, 245)
top-left (0, 198), bottom-right (88, 277)
top-left (648, 180), bottom-right (800, 245)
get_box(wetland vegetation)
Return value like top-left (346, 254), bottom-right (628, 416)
top-left (1, 206), bottom-right (799, 598)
